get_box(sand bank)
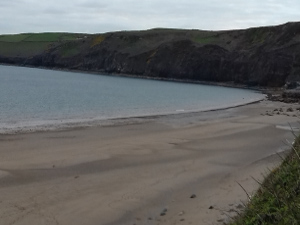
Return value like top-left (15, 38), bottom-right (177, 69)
top-left (0, 100), bottom-right (299, 225)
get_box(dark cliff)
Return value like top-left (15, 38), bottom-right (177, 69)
top-left (1, 22), bottom-right (300, 87)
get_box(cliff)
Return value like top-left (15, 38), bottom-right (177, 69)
top-left (1, 22), bottom-right (300, 87)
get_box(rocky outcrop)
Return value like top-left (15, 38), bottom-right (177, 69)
top-left (1, 22), bottom-right (300, 87)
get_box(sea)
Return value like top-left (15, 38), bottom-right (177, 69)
top-left (0, 65), bottom-right (265, 133)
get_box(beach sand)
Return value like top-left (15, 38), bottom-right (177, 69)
top-left (0, 100), bottom-right (299, 225)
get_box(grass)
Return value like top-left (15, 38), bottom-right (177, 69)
top-left (0, 42), bottom-right (51, 57)
top-left (23, 33), bottom-right (64, 42)
top-left (60, 34), bottom-right (82, 41)
top-left (0, 33), bottom-right (86, 57)
top-left (0, 33), bottom-right (85, 43)
top-left (192, 35), bottom-right (218, 44)
top-left (0, 34), bottom-right (31, 42)
top-left (91, 35), bottom-right (105, 47)
top-left (246, 28), bottom-right (271, 45)
top-left (231, 134), bottom-right (300, 225)
top-left (61, 43), bottom-right (81, 58)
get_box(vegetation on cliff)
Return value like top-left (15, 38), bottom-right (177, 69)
top-left (231, 135), bottom-right (300, 225)
top-left (1, 22), bottom-right (300, 87)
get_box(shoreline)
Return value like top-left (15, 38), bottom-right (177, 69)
top-left (0, 98), bottom-right (264, 135)
top-left (0, 100), bottom-right (299, 225)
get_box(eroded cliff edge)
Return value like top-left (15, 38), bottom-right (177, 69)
top-left (1, 22), bottom-right (300, 87)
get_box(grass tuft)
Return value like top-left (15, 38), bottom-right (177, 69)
top-left (231, 136), bottom-right (300, 225)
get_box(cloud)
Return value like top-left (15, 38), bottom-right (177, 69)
top-left (0, 0), bottom-right (300, 34)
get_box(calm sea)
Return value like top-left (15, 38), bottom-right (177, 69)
top-left (0, 65), bottom-right (264, 132)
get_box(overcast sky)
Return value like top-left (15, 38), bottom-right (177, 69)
top-left (0, 0), bottom-right (299, 34)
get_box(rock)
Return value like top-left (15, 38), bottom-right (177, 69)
top-left (160, 208), bottom-right (168, 216)
top-left (236, 204), bottom-right (244, 209)
top-left (3, 22), bottom-right (300, 88)
top-left (190, 194), bottom-right (197, 199)
top-left (178, 211), bottom-right (185, 216)
top-left (287, 107), bottom-right (294, 112)
top-left (285, 81), bottom-right (299, 89)
top-left (209, 206), bottom-right (214, 209)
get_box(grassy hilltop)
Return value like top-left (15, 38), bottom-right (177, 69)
top-left (0, 33), bottom-right (84, 57)
top-left (1, 22), bottom-right (300, 87)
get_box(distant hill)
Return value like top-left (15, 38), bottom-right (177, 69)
top-left (1, 22), bottom-right (300, 87)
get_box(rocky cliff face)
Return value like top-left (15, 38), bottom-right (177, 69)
top-left (1, 22), bottom-right (300, 87)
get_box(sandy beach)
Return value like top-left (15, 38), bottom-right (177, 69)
top-left (0, 100), bottom-right (299, 225)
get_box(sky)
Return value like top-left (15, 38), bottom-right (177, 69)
top-left (0, 0), bottom-right (299, 34)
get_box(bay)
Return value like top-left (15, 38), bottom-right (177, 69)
top-left (0, 65), bottom-right (264, 132)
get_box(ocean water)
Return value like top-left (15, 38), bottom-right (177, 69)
top-left (0, 65), bottom-right (264, 132)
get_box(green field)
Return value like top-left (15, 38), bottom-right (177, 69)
top-left (23, 33), bottom-right (63, 42)
top-left (0, 33), bottom-right (83, 43)
top-left (0, 33), bottom-right (87, 57)
top-left (0, 42), bottom-right (52, 57)
top-left (0, 34), bottom-right (31, 42)
top-left (192, 35), bottom-right (219, 44)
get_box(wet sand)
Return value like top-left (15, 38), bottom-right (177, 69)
top-left (0, 100), bottom-right (299, 225)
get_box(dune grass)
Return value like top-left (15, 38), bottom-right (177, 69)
top-left (231, 135), bottom-right (300, 225)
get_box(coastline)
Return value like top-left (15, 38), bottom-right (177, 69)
top-left (0, 64), bottom-right (266, 135)
top-left (0, 97), bottom-right (264, 135)
top-left (1, 23), bottom-right (299, 224)
top-left (0, 100), bottom-right (300, 225)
